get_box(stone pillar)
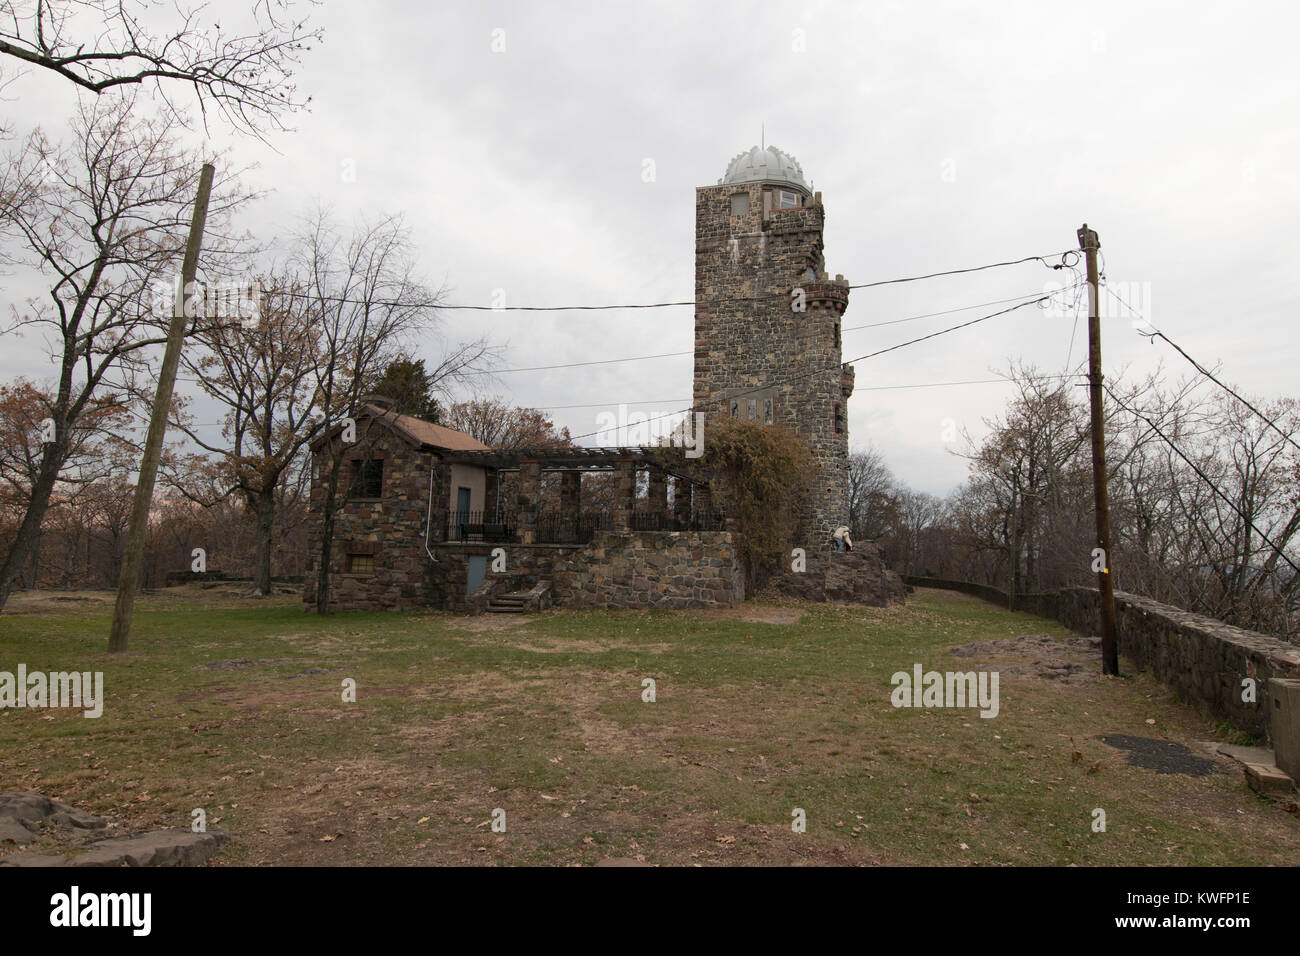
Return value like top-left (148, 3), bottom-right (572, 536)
top-left (517, 459), bottom-right (541, 544)
top-left (560, 469), bottom-right (581, 528)
top-left (483, 468), bottom-right (499, 523)
top-left (647, 467), bottom-right (668, 523)
top-left (673, 477), bottom-right (691, 526)
top-left (613, 459), bottom-right (637, 532)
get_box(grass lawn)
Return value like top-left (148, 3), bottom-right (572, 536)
top-left (0, 584), bottom-right (1296, 866)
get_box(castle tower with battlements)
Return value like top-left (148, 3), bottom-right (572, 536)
top-left (692, 145), bottom-right (854, 549)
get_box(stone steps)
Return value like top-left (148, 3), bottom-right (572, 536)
top-left (487, 592), bottom-right (529, 614)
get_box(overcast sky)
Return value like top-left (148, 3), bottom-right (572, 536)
top-left (4, 0), bottom-right (1298, 495)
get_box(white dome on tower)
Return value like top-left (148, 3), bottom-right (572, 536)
top-left (721, 145), bottom-right (809, 191)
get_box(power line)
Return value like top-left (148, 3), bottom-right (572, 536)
top-left (534, 375), bottom-right (1078, 412)
top-left (487, 286), bottom-right (1081, 375)
top-left (847, 252), bottom-right (1077, 291)
top-left (1102, 381), bottom-right (1300, 578)
top-left (1105, 286), bottom-right (1300, 454)
top-left (265, 250), bottom-right (1075, 313)
top-left (844, 285), bottom-right (1081, 334)
top-left (562, 295), bottom-right (1051, 443)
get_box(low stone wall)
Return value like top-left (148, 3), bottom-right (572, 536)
top-left (553, 531), bottom-right (744, 610)
top-left (1057, 587), bottom-right (1300, 735)
top-left (773, 545), bottom-right (904, 606)
top-left (905, 575), bottom-right (1300, 736)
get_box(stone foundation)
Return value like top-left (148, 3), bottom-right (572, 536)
top-left (553, 530), bottom-right (743, 610)
top-left (424, 531), bottom-right (745, 613)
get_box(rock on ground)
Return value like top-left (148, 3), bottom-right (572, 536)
top-left (0, 791), bottom-right (107, 847)
top-left (0, 829), bottom-right (230, 868)
top-left (0, 791), bottom-right (230, 867)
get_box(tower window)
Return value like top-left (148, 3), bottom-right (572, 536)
top-left (835, 321), bottom-right (841, 349)
top-left (730, 194), bottom-right (749, 217)
top-left (747, 398), bottom-right (756, 421)
top-left (779, 190), bottom-right (800, 209)
top-left (730, 400), bottom-right (739, 418)
top-left (833, 403), bottom-right (845, 435)
top-left (764, 398), bottom-right (773, 424)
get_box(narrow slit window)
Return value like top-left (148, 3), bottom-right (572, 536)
top-left (350, 458), bottom-right (383, 499)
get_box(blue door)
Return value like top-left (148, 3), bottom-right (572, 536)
top-left (455, 486), bottom-right (472, 540)
top-left (466, 555), bottom-right (487, 596)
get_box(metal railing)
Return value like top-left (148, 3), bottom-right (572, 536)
top-left (441, 509), bottom-right (513, 542)
top-left (435, 507), bottom-right (725, 543)
top-left (535, 509), bottom-right (612, 545)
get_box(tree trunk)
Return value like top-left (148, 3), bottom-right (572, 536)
top-left (0, 447), bottom-right (65, 611)
top-left (26, 534), bottom-right (39, 589)
top-left (314, 451), bottom-right (344, 615)
top-left (253, 489), bottom-right (276, 596)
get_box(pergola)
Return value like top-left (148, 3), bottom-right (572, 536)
top-left (440, 446), bottom-right (712, 544)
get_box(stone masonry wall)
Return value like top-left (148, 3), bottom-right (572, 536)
top-left (302, 428), bottom-right (440, 612)
top-left (553, 531), bottom-right (744, 610)
top-left (426, 531), bottom-right (745, 612)
top-left (693, 181), bottom-right (852, 551)
top-left (773, 544), bottom-right (905, 606)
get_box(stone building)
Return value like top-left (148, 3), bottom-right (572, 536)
top-left (693, 145), bottom-right (854, 550)
top-left (302, 405), bottom-right (738, 612)
top-left (302, 398), bottom-right (491, 612)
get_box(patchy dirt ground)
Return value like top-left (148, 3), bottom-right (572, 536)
top-left (948, 633), bottom-right (1101, 685)
top-left (2, 585), bottom-right (1297, 866)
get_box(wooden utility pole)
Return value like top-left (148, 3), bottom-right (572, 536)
top-left (108, 163), bottom-right (215, 653)
top-left (1078, 223), bottom-right (1120, 675)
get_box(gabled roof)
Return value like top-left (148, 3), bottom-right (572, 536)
top-left (312, 403), bottom-right (490, 453)
top-left (379, 406), bottom-right (491, 452)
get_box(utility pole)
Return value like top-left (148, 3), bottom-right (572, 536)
top-left (108, 163), bottom-right (215, 653)
top-left (1078, 223), bottom-right (1120, 675)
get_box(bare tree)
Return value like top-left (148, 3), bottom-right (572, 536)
top-left (165, 276), bottom-right (320, 595)
top-left (846, 444), bottom-right (895, 542)
top-left (0, 376), bottom-right (134, 587)
top-left (296, 209), bottom-right (491, 614)
top-left (0, 93), bottom-right (252, 611)
top-left (442, 398), bottom-right (571, 451)
top-left (0, 0), bottom-right (322, 137)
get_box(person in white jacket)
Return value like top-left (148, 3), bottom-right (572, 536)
top-left (832, 526), bottom-right (853, 553)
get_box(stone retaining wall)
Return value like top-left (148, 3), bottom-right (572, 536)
top-left (425, 531), bottom-right (744, 612)
top-left (906, 575), bottom-right (1300, 736)
top-left (553, 530), bottom-right (744, 610)
top-left (773, 545), bottom-right (904, 606)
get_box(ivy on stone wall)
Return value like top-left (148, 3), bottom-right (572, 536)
top-left (661, 418), bottom-right (815, 587)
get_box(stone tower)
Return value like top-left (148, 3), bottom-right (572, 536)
top-left (692, 145), bottom-right (854, 549)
